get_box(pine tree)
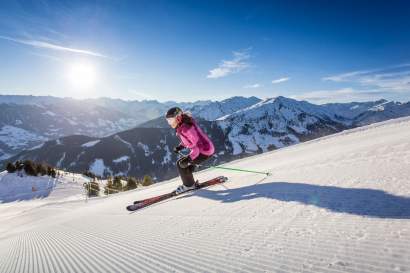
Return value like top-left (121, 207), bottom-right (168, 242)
top-left (15, 161), bottom-right (24, 171)
top-left (36, 163), bottom-right (48, 176)
top-left (85, 181), bottom-right (100, 197)
top-left (23, 160), bottom-right (37, 176)
top-left (6, 162), bottom-right (16, 173)
top-left (113, 176), bottom-right (123, 191)
top-left (104, 177), bottom-right (114, 195)
top-left (126, 176), bottom-right (138, 190)
top-left (142, 175), bottom-right (153, 186)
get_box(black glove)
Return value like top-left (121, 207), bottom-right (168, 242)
top-left (178, 156), bottom-right (193, 169)
top-left (173, 145), bottom-right (183, 154)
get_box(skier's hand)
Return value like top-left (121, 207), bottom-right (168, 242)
top-left (178, 156), bottom-right (192, 169)
top-left (173, 145), bottom-right (183, 154)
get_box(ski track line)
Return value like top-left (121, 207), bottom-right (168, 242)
top-left (136, 200), bottom-right (382, 270)
top-left (103, 226), bottom-right (261, 273)
top-left (90, 215), bottom-right (337, 273)
top-left (38, 227), bottom-right (105, 273)
top-left (15, 234), bottom-right (26, 273)
top-left (0, 237), bottom-right (11, 272)
top-left (43, 230), bottom-right (94, 273)
top-left (259, 218), bottom-right (410, 269)
top-left (29, 230), bottom-right (41, 273)
top-left (69, 223), bottom-right (234, 273)
top-left (40, 228), bottom-right (122, 273)
top-left (40, 230), bottom-right (79, 273)
top-left (37, 230), bottom-right (65, 273)
top-left (55, 228), bottom-right (138, 273)
top-left (60, 228), bottom-right (162, 273)
top-left (0, 236), bottom-right (18, 273)
top-left (56, 229), bottom-right (141, 273)
top-left (34, 231), bottom-right (55, 273)
top-left (66, 215), bottom-right (270, 272)
top-left (148, 207), bottom-right (406, 270)
top-left (148, 222), bottom-right (351, 273)
top-left (59, 225), bottom-right (171, 273)
top-left (123, 204), bottom-right (300, 266)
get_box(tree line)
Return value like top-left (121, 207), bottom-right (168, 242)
top-left (6, 160), bottom-right (57, 178)
top-left (83, 171), bottom-right (154, 197)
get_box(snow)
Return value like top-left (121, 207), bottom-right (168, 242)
top-left (191, 96), bottom-right (261, 120)
top-left (0, 125), bottom-right (47, 150)
top-left (161, 146), bottom-right (172, 165)
top-left (42, 111), bottom-right (56, 116)
top-left (65, 118), bottom-right (78, 125)
top-left (56, 152), bottom-right (66, 168)
top-left (114, 135), bottom-right (135, 153)
top-left (0, 170), bottom-right (90, 219)
top-left (1, 117), bottom-right (410, 272)
top-left (89, 159), bottom-right (109, 177)
top-left (138, 142), bottom-right (151, 156)
top-left (27, 142), bottom-right (44, 150)
top-left (81, 139), bottom-right (101, 148)
top-left (0, 172), bottom-right (56, 203)
top-left (113, 156), bottom-right (130, 163)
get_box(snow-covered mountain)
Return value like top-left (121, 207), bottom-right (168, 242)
top-left (2, 95), bottom-right (410, 180)
top-left (353, 100), bottom-right (410, 126)
top-left (0, 95), bottom-right (251, 160)
top-left (1, 117), bottom-right (409, 272)
top-left (0, 101), bottom-right (138, 159)
top-left (189, 96), bottom-right (261, 120)
top-left (0, 97), bottom-right (352, 180)
top-left (321, 99), bottom-right (388, 119)
top-left (216, 96), bottom-right (349, 155)
top-left (0, 120), bottom-right (230, 181)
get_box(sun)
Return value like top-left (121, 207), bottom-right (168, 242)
top-left (66, 61), bottom-right (97, 89)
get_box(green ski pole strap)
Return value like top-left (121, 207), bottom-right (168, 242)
top-left (209, 165), bottom-right (271, 176)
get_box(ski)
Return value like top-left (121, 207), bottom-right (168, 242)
top-left (126, 176), bottom-right (228, 211)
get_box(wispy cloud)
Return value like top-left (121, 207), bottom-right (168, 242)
top-left (0, 35), bottom-right (109, 59)
top-left (207, 49), bottom-right (251, 79)
top-left (243, 83), bottom-right (261, 88)
top-left (127, 89), bottom-right (154, 100)
top-left (291, 88), bottom-right (389, 104)
top-left (272, 77), bottom-right (290, 84)
top-left (323, 64), bottom-right (410, 92)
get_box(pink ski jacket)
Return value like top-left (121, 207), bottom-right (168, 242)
top-left (176, 119), bottom-right (215, 160)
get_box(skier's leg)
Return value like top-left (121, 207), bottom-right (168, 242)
top-left (192, 154), bottom-right (211, 166)
top-left (177, 156), bottom-right (196, 187)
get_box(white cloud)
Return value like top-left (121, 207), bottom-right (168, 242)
top-left (291, 88), bottom-right (389, 104)
top-left (207, 49), bottom-right (250, 79)
top-left (243, 83), bottom-right (261, 88)
top-left (271, 77), bottom-right (290, 84)
top-left (323, 64), bottom-right (410, 92)
top-left (0, 35), bottom-right (109, 59)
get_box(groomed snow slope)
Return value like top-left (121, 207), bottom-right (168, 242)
top-left (1, 117), bottom-right (410, 273)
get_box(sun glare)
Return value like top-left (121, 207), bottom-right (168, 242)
top-left (66, 62), bottom-right (97, 89)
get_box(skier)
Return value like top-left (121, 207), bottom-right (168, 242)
top-left (165, 107), bottom-right (215, 194)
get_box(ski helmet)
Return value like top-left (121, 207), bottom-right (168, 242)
top-left (165, 107), bottom-right (183, 118)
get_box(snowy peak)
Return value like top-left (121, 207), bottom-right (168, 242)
top-left (354, 100), bottom-right (410, 126)
top-left (219, 96), bottom-right (339, 123)
top-left (190, 96), bottom-right (261, 120)
top-left (217, 96), bottom-right (348, 155)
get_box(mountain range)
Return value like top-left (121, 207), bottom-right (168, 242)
top-left (1, 95), bottom-right (409, 181)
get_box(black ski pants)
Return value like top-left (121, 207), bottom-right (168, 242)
top-left (177, 154), bottom-right (210, 187)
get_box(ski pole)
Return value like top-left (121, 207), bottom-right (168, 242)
top-left (199, 164), bottom-right (271, 176)
top-left (177, 152), bottom-right (271, 176)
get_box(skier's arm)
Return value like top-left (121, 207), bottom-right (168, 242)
top-left (183, 126), bottom-right (200, 149)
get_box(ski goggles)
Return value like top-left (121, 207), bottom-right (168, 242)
top-left (166, 117), bottom-right (177, 125)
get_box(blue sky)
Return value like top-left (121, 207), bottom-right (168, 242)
top-left (0, 0), bottom-right (410, 103)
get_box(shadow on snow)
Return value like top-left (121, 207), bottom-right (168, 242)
top-left (191, 181), bottom-right (410, 219)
